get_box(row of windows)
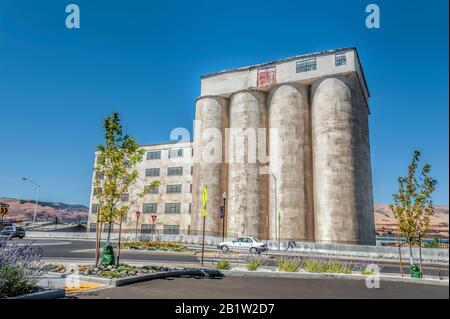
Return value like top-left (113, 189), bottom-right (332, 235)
top-left (147, 148), bottom-right (193, 161)
top-left (89, 223), bottom-right (181, 235)
top-left (93, 183), bottom-right (193, 202)
top-left (146, 166), bottom-right (191, 177)
top-left (91, 203), bottom-right (191, 214)
top-left (296, 53), bottom-right (347, 73)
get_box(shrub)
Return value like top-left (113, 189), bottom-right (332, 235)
top-left (361, 267), bottom-right (375, 276)
top-left (277, 260), bottom-right (301, 272)
top-left (303, 259), bottom-right (352, 274)
top-left (0, 238), bottom-right (45, 298)
top-left (423, 238), bottom-right (442, 249)
top-left (246, 259), bottom-right (262, 271)
top-left (216, 260), bottom-right (231, 270)
top-left (123, 240), bottom-right (189, 252)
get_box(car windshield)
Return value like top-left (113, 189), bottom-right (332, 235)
top-left (251, 237), bottom-right (261, 242)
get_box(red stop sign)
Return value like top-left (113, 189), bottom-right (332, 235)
top-left (151, 214), bottom-right (157, 224)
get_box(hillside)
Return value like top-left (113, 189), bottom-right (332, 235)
top-left (375, 204), bottom-right (449, 238)
top-left (0, 197), bottom-right (88, 222)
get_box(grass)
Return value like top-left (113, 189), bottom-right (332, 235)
top-left (246, 259), bottom-right (262, 271)
top-left (216, 260), bottom-right (231, 270)
top-left (123, 240), bottom-right (190, 252)
top-left (277, 260), bottom-right (301, 272)
top-left (303, 259), bottom-right (352, 274)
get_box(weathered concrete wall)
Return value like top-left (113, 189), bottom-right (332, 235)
top-left (191, 96), bottom-right (228, 236)
top-left (268, 84), bottom-right (314, 241)
top-left (311, 76), bottom-right (375, 244)
top-left (227, 91), bottom-right (268, 238)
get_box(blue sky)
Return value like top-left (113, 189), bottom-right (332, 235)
top-left (0, 0), bottom-right (448, 206)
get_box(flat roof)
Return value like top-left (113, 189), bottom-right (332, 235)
top-left (200, 47), bottom-right (357, 79)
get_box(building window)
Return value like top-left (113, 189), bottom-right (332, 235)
top-left (335, 53), bottom-right (347, 66)
top-left (167, 166), bottom-right (183, 176)
top-left (147, 151), bottom-right (161, 160)
top-left (190, 166), bottom-right (193, 175)
top-left (91, 204), bottom-right (100, 213)
top-left (168, 149), bottom-right (183, 158)
top-left (166, 184), bottom-right (182, 193)
top-left (121, 193), bottom-right (129, 202)
top-left (102, 223), bottom-right (113, 233)
top-left (145, 168), bottom-right (160, 177)
top-left (163, 225), bottom-right (180, 235)
top-left (124, 160), bottom-right (131, 168)
top-left (189, 203), bottom-right (191, 214)
top-left (146, 186), bottom-right (159, 194)
top-left (190, 184), bottom-right (192, 193)
top-left (89, 223), bottom-right (97, 232)
top-left (165, 203), bottom-right (181, 214)
top-left (296, 58), bottom-right (317, 73)
top-left (93, 187), bottom-right (101, 196)
top-left (141, 224), bottom-right (156, 234)
top-left (143, 203), bottom-right (158, 214)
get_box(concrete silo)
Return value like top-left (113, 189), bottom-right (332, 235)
top-left (192, 96), bottom-right (228, 236)
top-left (227, 91), bottom-right (268, 239)
top-left (269, 84), bottom-right (315, 241)
top-left (311, 76), bottom-right (374, 244)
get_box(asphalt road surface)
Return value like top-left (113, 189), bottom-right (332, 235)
top-left (12, 238), bottom-right (449, 277)
top-left (73, 276), bottom-right (449, 299)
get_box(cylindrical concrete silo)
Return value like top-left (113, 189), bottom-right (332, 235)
top-left (269, 84), bottom-right (314, 241)
top-left (354, 92), bottom-right (376, 245)
top-left (311, 77), bottom-right (360, 244)
top-left (227, 91), bottom-right (268, 239)
top-left (192, 96), bottom-right (228, 236)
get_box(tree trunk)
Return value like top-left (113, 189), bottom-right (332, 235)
top-left (95, 214), bottom-right (100, 265)
top-left (397, 228), bottom-right (403, 277)
top-left (96, 222), bottom-right (103, 266)
top-left (106, 218), bottom-right (112, 244)
top-left (409, 242), bottom-right (414, 266)
top-left (117, 216), bottom-right (123, 266)
top-left (418, 235), bottom-right (423, 278)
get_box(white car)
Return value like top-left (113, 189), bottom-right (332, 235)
top-left (217, 237), bottom-right (268, 254)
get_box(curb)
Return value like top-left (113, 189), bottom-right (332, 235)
top-left (77, 269), bottom-right (223, 287)
top-left (219, 270), bottom-right (449, 286)
top-left (8, 288), bottom-right (66, 299)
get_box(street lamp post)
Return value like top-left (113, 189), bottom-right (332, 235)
top-left (22, 177), bottom-right (40, 230)
top-left (271, 172), bottom-right (280, 250)
top-left (222, 192), bottom-right (227, 242)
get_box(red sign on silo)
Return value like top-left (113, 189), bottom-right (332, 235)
top-left (257, 67), bottom-right (276, 87)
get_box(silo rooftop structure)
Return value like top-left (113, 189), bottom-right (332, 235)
top-left (193, 47), bottom-right (376, 245)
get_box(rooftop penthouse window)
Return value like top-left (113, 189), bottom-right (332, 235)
top-left (335, 53), bottom-right (347, 66)
top-left (296, 58), bottom-right (317, 73)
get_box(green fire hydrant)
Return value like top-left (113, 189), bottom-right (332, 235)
top-left (410, 264), bottom-right (421, 278)
top-left (101, 244), bottom-right (116, 266)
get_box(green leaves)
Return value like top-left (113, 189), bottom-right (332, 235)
top-left (390, 150), bottom-right (437, 245)
top-left (93, 112), bottom-right (151, 225)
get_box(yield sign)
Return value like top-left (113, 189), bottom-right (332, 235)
top-left (201, 185), bottom-right (208, 217)
top-left (151, 214), bottom-right (157, 224)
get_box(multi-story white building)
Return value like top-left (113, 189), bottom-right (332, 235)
top-left (88, 141), bottom-right (194, 235)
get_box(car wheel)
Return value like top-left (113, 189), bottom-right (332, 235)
top-left (19, 236), bottom-right (24, 239)
top-left (250, 247), bottom-right (258, 254)
top-left (221, 245), bottom-right (229, 253)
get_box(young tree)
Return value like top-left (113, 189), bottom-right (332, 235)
top-left (390, 150), bottom-right (437, 276)
top-left (93, 112), bottom-right (154, 265)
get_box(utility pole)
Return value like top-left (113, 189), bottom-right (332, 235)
top-left (271, 172), bottom-right (279, 250)
top-left (22, 177), bottom-right (40, 230)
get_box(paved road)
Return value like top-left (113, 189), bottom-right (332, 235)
top-left (13, 238), bottom-right (449, 277)
top-left (73, 276), bottom-right (449, 299)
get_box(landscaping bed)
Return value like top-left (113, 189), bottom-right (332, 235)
top-left (46, 263), bottom-right (178, 279)
top-left (123, 240), bottom-right (191, 253)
